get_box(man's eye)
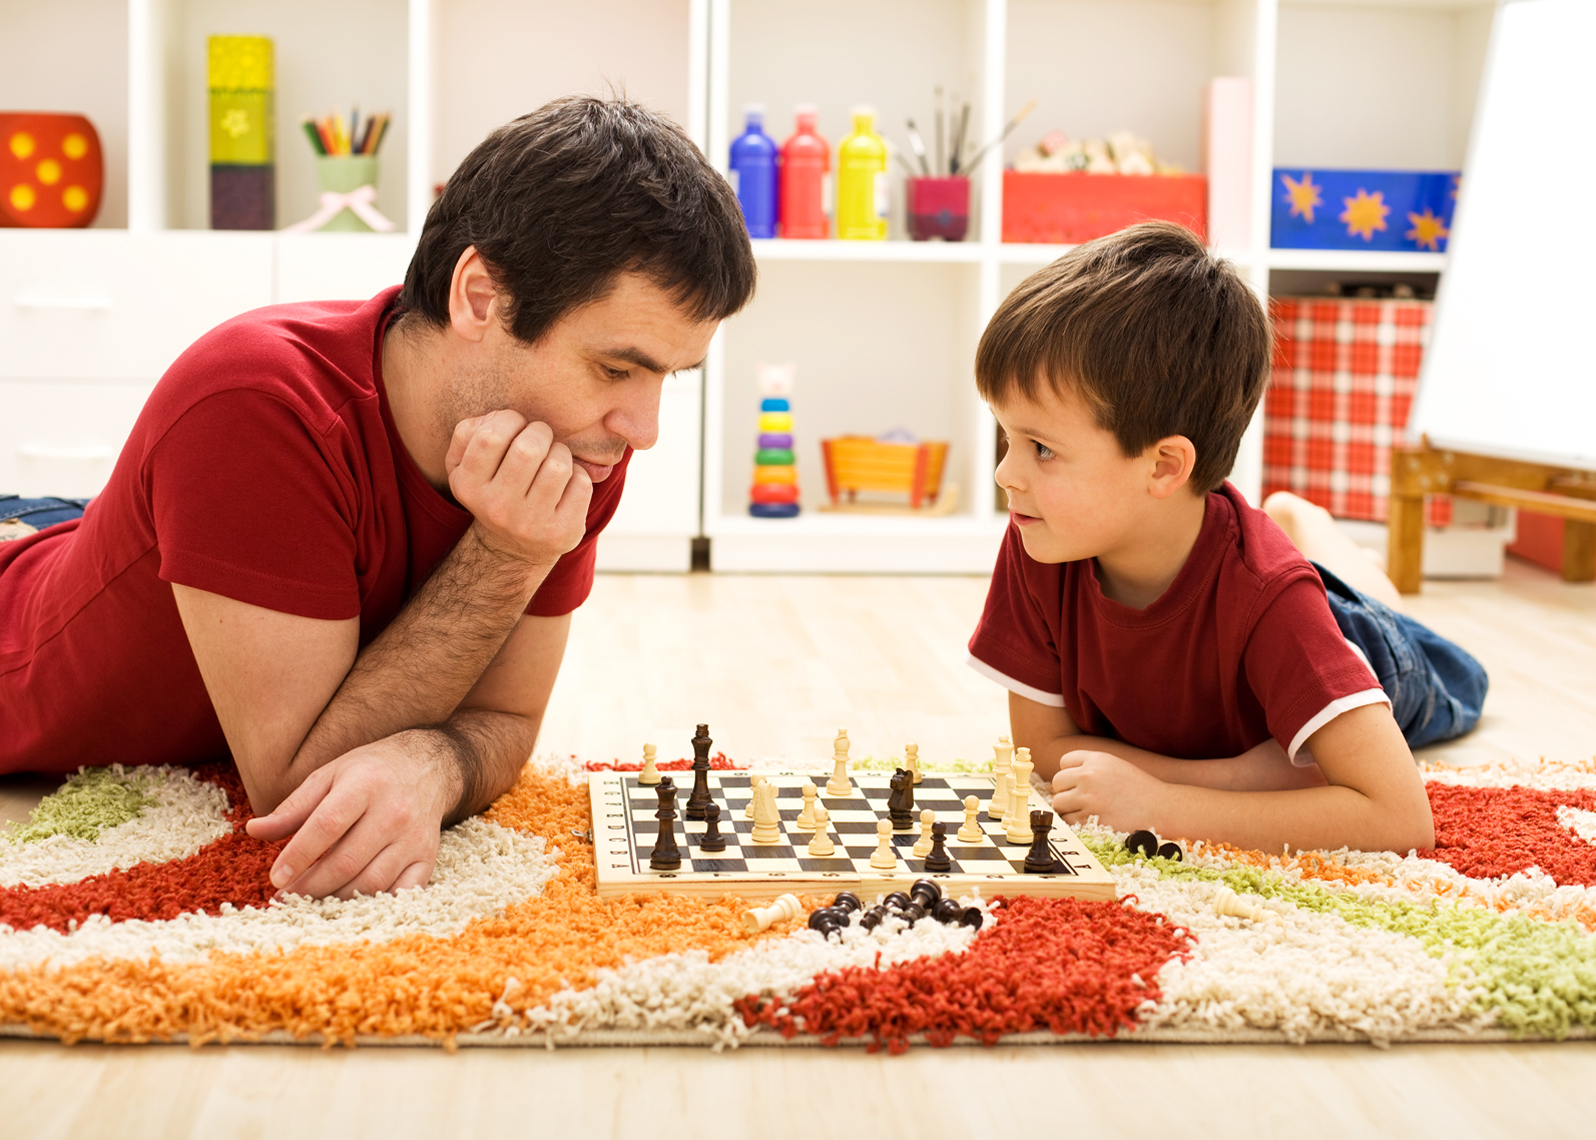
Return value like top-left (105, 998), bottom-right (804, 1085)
top-left (1033, 440), bottom-right (1055, 461)
top-left (604, 366), bottom-right (629, 380)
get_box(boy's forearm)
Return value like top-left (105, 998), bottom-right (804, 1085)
top-left (1140, 781), bottom-right (1433, 855)
top-left (1026, 733), bottom-right (1322, 792)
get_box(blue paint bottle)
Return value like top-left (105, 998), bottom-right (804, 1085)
top-left (729, 105), bottom-right (778, 239)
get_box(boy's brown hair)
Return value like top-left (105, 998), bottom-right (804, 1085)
top-left (975, 221), bottom-right (1271, 491)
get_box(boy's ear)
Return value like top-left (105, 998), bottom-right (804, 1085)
top-left (1146, 435), bottom-right (1198, 499)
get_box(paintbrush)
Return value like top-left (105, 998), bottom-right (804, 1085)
top-left (958, 98), bottom-right (1039, 177)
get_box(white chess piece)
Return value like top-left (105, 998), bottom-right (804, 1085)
top-left (957, 795), bottom-right (984, 843)
top-left (1213, 886), bottom-right (1277, 923)
top-left (989, 735), bottom-right (1013, 820)
top-left (745, 774), bottom-right (763, 819)
top-left (807, 804), bottom-right (836, 857)
top-left (913, 809), bottom-right (935, 857)
top-left (795, 781), bottom-right (818, 830)
top-left (826, 729), bottom-right (853, 796)
top-left (1006, 748), bottom-right (1034, 843)
top-left (750, 779), bottom-right (782, 845)
top-left (741, 892), bottom-right (802, 934)
top-left (905, 743), bottom-right (922, 785)
top-left (638, 743), bottom-right (661, 786)
top-left (869, 818), bottom-right (896, 870)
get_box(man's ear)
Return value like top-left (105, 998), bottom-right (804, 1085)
top-left (447, 246), bottom-right (499, 342)
top-left (1146, 435), bottom-right (1198, 500)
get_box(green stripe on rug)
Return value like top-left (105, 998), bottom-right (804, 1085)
top-left (1083, 834), bottom-right (1596, 1038)
top-left (5, 768), bottom-right (159, 844)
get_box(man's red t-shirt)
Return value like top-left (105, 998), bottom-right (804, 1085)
top-left (967, 483), bottom-right (1386, 763)
top-left (0, 287), bottom-right (629, 775)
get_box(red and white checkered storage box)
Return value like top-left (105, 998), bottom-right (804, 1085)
top-left (1264, 297), bottom-right (1450, 526)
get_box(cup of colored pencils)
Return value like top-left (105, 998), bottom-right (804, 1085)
top-left (298, 108), bottom-right (392, 232)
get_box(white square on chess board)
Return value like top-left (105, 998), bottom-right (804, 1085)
top-left (587, 770), bottom-right (1116, 902)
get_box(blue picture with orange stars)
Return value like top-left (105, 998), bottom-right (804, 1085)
top-left (1271, 169), bottom-right (1459, 252)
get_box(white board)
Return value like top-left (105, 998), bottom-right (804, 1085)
top-left (1410, 0), bottom-right (1596, 471)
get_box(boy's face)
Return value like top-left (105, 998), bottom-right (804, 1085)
top-left (990, 382), bottom-right (1158, 564)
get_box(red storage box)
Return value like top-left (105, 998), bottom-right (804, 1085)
top-left (1001, 171), bottom-right (1206, 244)
top-left (1264, 297), bottom-right (1449, 526)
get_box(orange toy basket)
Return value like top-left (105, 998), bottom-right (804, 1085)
top-left (820, 437), bottom-right (949, 509)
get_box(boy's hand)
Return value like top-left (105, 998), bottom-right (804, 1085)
top-left (1051, 749), bottom-right (1169, 832)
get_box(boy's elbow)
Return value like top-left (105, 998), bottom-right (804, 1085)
top-left (1388, 797), bottom-right (1435, 854)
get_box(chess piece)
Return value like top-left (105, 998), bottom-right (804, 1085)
top-left (795, 781), bottom-right (818, 831)
top-left (1158, 841), bottom-right (1184, 862)
top-left (905, 743), bottom-right (922, 784)
top-left (913, 809), bottom-right (936, 858)
top-left (860, 904), bottom-right (890, 931)
top-left (932, 897), bottom-right (964, 925)
top-left (807, 804), bottom-right (836, 856)
top-left (638, 743), bottom-right (661, 786)
top-left (832, 891), bottom-right (862, 915)
top-left (649, 777), bottom-right (682, 871)
top-left (1213, 886), bottom-right (1275, 923)
top-left (988, 735), bottom-right (1013, 820)
top-left (741, 892), bottom-right (801, 934)
top-left (923, 823), bottom-right (952, 872)
top-left (699, 801), bottom-right (727, 853)
top-left (957, 795), bottom-right (984, 843)
top-left (685, 723), bottom-right (714, 820)
top-left (1125, 830), bottom-right (1159, 858)
top-left (745, 774), bottom-right (763, 818)
top-left (909, 878), bottom-right (941, 909)
top-left (750, 778), bottom-right (782, 844)
top-left (1023, 809), bottom-right (1062, 873)
top-left (887, 767), bottom-right (915, 829)
top-left (869, 818), bottom-right (896, 869)
top-left (807, 907), bottom-right (848, 937)
top-left (826, 729), bottom-right (853, 796)
top-left (1006, 749), bottom-right (1034, 843)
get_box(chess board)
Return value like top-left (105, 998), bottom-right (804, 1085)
top-left (588, 770), bottom-right (1116, 902)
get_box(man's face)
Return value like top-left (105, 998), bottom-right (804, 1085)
top-left (990, 381), bottom-right (1153, 565)
top-left (453, 272), bottom-right (719, 483)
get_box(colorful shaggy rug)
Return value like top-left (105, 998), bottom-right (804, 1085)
top-left (3, 754), bottom-right (1596, 1051)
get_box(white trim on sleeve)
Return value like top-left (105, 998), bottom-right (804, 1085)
top-left (1287, 688), bottom-right (1391, 765)
top-left (965, 652), bottom-right (1066, 707)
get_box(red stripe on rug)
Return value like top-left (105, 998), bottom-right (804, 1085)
top-left (1427, 784), bottom-right (1596, 887)
top-left (736, 896), bottom-right (1191, 1053)
top-left (585, 752), bottom-right (743, 773)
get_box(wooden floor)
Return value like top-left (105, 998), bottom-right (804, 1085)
top-left (4, 557), bottom-right (1596, 1139)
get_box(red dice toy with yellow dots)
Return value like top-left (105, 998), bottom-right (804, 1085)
top-left (0, 113), bottom-right (104, 228)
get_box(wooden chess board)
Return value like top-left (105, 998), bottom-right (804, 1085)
top-left (587, 770), bottom-right (1116, 902)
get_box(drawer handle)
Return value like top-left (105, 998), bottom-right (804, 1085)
top-left (13, 294), bottom-right (115, 311)
top-left (19, 444), bottom-right (114, 461)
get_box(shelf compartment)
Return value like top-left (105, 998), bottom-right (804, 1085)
top-left (1267, 248), bottom-right (1446, 273)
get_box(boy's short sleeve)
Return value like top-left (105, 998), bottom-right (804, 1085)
top-left (148, 389), bottom-right (363, 620)
top-left (1244, 575), bottom-right (1388, 761)
top-left (966, 524), bottom-right (1067, 707)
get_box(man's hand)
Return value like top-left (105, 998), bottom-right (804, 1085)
top-left (446, 410), bottom-right (592, 571)
top-left (244, 731), bottom-right (457, 899)
top-left (1051, 749), bottom-right (1171, 832)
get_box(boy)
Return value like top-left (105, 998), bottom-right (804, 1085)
top-left (966, 222), bottom-right (1485, 854)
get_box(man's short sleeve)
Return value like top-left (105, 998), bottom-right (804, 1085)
top-left (524, 453), bottom-right (630, 618)
top-left (148, 390), bottom-right (363, 620)
top-left (1244, 575), bottom-right (1387, 760)
top-left (966, 523), bottom-right (1067, 706)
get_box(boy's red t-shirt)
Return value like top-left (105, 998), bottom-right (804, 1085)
top-left (0, 287), bottom-right (629, 775)
top-left (967, 483), bottom-right (1385, 762)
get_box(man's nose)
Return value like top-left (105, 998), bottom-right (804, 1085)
top-left (608, 376), bottom-right (663, 451)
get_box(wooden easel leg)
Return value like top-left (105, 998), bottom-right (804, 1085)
top-left (1388, 493), bottom-right (1426, 594)
top-left (1563, 520), bottom-right (1596, 583)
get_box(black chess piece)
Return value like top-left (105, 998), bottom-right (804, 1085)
top-left (1024, 810), bottom-right (1063, 874)
top-left (699, 800), bottom-right (727, 853)
top-left (1157, 840), bottom-right (1184, 862)
top-left (1125, 829), bottom-right (1159, 858)
top-left (882, 891), bottom-right (911, 911)
top-left (808, 906), bottom-right (848, 937)
top-left (832, 891), bottom-right (862, 915)
top-left (685, 723), bottom-right (714, 821)
top-left (959, 906), bottom-right (985, 930)
top-left (899, 902), bottom-right (926, 926)
top-left (910, 878), bottom-right (942, 910)
top-left (649, 777), bottom-right (682, 871)
top-left (932, 897), bottom-right (964, 925)
top-left (860, 904), bottom-right (890, 931)
top-left (887, 768), bottom-right (915, 828)
top-left (923, 822), bottom-right (952, 872)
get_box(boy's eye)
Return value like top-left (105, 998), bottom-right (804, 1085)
top-left (1032, 440), bottom-right (1055, 461)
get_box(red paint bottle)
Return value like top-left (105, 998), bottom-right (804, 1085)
top-left (778, 104), bottom-right (829, 239)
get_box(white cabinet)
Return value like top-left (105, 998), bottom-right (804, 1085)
top-left (0, 382), bottom-right (155, 498)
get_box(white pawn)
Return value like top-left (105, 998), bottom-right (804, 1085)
top-left (827, 729), bottom-right (853, 797)
top-left (869, 818), bottom-right (896, 870)
top-left (745, 774), bottom-right (763, 819)
top-left (989, 735), bottom-right (1013, 820)
top-left (795, 781), bottom-right (818, 830)
top-left (957, 795), bottom-right (984, 843)
top-left (638, 743), bottom-right (661, 785)
top-left (807, 804), bottom-right (836, 857)
top-left (905, 743), bottom-right (922, 785)
top-left (1006, 748), bottom-right (1034, 843)
top-left (912, 809), bottom-right (936, 857)
top-left (741, 892), bottom-right (802, 934)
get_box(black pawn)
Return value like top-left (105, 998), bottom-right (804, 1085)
top-left (860, 904), bottom-right (890, 931)
top-left (685, 723), bottom-right (714, 821)
top-left (832, 891), bottom-right (862, 915)
top-left (932, 897), bottom-right (964, 925)
top-left (910, 878), bottom-right (942, 910)
top-left (887, 768), bottom-right (915, 828)
top-left (699, 800), bottom-right (727, 853)
top-left (1157, 840), bottom-right (1184, 862)
top-left (959, 906), bottom-right (985, 931)
top-left (1023, 810), bottom-right (1062, 874)
top-left (1125, 829), bottom-right (1159, 858)
top-left (649, 777), bottom-right (682, 871)
top-left (923, 823), bottom-right (952, 873)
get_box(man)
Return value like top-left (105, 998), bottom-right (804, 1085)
top-left (0, 97), bottom-right (756, 899)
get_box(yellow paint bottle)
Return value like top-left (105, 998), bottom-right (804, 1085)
top-left (836, 106), bottom-right (888, 241)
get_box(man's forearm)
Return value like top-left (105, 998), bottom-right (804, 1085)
top-left (389, 707), bottom-right (540, 826)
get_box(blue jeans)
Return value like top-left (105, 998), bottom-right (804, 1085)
top-left (1314, 562), bottom-right (1488, 749)
top-left (0, 495), bottom-right (90, 530)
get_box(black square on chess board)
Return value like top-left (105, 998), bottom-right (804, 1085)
top-left (588, 769), bottom-right (1116, 902)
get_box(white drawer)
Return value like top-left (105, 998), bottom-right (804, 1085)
top-left (276, 232), bottom-right (417, 302)
top-left (0, 230), bottom-right (274, 381)
top-left (0, 381), bottom-right (154, 498)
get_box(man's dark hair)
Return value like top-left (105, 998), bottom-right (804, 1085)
top-left (400, 96), bottom-right (756, 342)
top-left (975, 221), bottom-right (1271, 492)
